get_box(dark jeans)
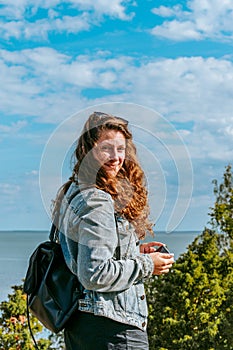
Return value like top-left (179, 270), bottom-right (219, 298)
top-left (64, 311), bottom-right (149, 350)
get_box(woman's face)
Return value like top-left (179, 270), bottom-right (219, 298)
top-left (92, 129), bottom-right (126, 177)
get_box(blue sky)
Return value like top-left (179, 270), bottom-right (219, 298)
top-left (0, 0), bottom-right (233, 232)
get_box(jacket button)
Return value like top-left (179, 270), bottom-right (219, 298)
top-left (140, 295), bottom-right (145, 300)
top-left (142, 322), bottom-right (146, 327)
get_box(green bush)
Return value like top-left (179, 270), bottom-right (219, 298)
top-left (0, 284), bottom-right (65, 349)
top-left (0, 284), bottom-right (51, 349)
top-left (146, 164), bottom-right (233, 350)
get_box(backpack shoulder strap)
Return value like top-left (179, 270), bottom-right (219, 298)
top-left (49, 188), bottom-right (81, 242)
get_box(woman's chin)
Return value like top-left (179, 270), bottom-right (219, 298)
top-left (104, 167), bottom-right (119, 178)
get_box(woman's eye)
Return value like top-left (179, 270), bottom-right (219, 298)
top-left (100, 146), bottom-right (110, 151)
top-left (99, 145), bottom-right (125, 152)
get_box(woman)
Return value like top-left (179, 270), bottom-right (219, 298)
top-left (53, 111), bottom-right (174, 349)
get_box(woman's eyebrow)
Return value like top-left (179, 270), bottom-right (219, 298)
top-left (100, 140), bottom-right (125, 145)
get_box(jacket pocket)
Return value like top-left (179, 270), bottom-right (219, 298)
top-left (125, 283), bottom-right (148, 317)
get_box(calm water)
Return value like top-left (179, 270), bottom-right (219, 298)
top-left (0, 230), bottom-right (200, 302)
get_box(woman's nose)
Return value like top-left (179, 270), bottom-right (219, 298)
top-left (109, 148), bottom-right (118, 160)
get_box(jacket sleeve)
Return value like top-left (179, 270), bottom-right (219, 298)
top-left (72, 189), bottom-right (154, 292)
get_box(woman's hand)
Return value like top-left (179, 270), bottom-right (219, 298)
top-left (140, 241), bottom-right (174, 275)
top-left (150, 252), bottom-right (174, 275)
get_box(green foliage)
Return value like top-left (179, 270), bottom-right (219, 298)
top-left (210, 164), bottom-right (233, 241)
top-left (48, 332), bottom-right (65, 350)
top-left (146, 229), bottom-right (233, 349)
top-left (146, 164), bottom-right (233, 349)
top-left (0, 284), bottom-right (66, 349)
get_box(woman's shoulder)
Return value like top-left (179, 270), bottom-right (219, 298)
top-left (65, 183), bottom-right (114, 218)
top-left (68, 182), bottom-right (113, 204)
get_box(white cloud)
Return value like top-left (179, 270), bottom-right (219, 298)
top-left (0, 0), bottom-right (133, 18)
top-left (68, 0), bottom-right (134, 20)
top-left (151, 20), bottom-right (202, 41)
top-left (25, 170), bottom-right (39, 176)
top-left (0, 121), bottom-right (27, 141)
top-left (0, 183), bottom-right (20, 197)
top-left (0, 48), bottom-right (232, 167)
top-left (0, 0), bottom-right (133, 40)
top-left (0, 48), bottom-right (132, 121)
top-left (225, 124), bottom-right (233, 137)
top-left (28, 14), bottom-right (91, 39)
top-left (0, 13), bottom-right (91, 40)
top-left (0, 120), bottom-right (26, 133)
top-left (151, 0), bottom-right (233, 41)
top-left (152, 4), bottom-right (185, 18)
top-left (0, 49), bottom-right (231, 231)
top-left (0, 0), bottom-right (27, 20)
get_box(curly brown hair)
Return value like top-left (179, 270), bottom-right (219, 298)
top-left (57, 112), bottom-right (153, 239)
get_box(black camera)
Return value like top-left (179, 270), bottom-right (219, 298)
top-left (155, 245), bottom-right (170, 254)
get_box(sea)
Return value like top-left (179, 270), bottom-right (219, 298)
top-left (0, 230), bottom-right (201, 303)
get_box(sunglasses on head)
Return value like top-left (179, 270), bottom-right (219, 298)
top-left (92, 111), bottom-right (128, 126)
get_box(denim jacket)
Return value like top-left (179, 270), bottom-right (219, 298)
top-left (58, 182), bottom-right (154, 331)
